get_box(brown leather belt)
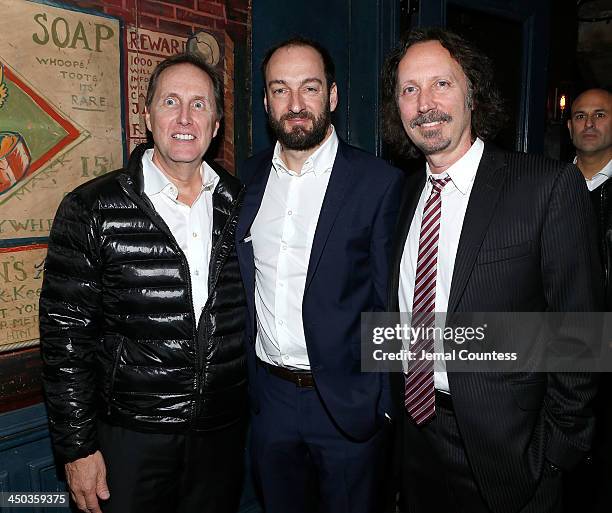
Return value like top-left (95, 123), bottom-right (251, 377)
top-left (257, 359), bottom-right (314, 387)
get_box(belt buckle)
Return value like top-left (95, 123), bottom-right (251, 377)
top-left (296, 374), bottom-right (304, 387)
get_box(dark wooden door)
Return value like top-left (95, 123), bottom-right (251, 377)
top-left (407, 0), bottom-right (551, 153)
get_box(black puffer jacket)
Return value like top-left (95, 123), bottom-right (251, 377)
top-left (40, 144), bottom-right (247, 464)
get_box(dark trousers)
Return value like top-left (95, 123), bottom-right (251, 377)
top-left (250, 365), bottom-right (390, 513)
top-left (97, 419), bottom-right (247, 513)
top-left (399, 396), bottom-right (562, 513)
top-left (564, 372), bottom-right (612, 513)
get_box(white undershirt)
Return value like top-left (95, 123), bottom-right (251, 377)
top-left (142, 149), bottom-right (219, 324)
top-left (399, 138), bottom-right (484, 392)
top-left (251, 127), bottom-right (339, 370)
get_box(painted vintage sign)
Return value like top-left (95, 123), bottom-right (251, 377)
top-left (0, 244), bottom-right (46, 351)
top-left (126, 27), bottom-right (187, 152)
top-left (0, 0), bottom-right (122, 350)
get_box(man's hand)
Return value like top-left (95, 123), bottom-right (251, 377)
top-left (64, 451), bottom-right (110, 513)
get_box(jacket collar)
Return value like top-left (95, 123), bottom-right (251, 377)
top-left (124, 142), bottom-right (150, 194)
top-left (118, 142), bottom-right (244, 303)
top-left (388, 143), bottom-right (507, 313)
top-left (447, 143), bottom-right (507, 313)
top-left (121, 142), bottom-right (242, 205)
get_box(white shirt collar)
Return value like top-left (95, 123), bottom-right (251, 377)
top-left (599, 158), bottom-right (612, 179)
top-left (425, 137), bottom-right (484, 195)
top-left (573, 156), bottom-right (612, 181)
top-left (142, 148), bottom-right (219, 201)
top-left (272, 125), bottom-right (339, 177)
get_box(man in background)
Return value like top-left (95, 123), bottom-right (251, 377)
top-left (568, 88), bottom-right (612, 304)
top-left (566, 88), bottom-right (612, 513)
top-left (568, 89), bottom-right (612, 195)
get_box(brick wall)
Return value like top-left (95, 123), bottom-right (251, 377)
top-left (58, 0), bottom-right (251, 172)
top-left (59, 0), bottom-right (249, 42)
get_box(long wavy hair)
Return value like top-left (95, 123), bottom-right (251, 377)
top-left (381, 28), bottom-right (506, 158)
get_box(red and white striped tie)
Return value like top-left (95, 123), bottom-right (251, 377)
top-left (405, 176), bottom-right (451, 425)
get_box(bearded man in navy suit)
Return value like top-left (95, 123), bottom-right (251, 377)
top-left (235, 37), bottom-right (403, 513)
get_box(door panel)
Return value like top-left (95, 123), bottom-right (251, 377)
top-left (407, 0), bottom-right (550, 153)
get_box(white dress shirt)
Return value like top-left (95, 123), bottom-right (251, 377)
top-left (399, 138), bottom-right (484, 392)
top-left (573, 156), bottom-right (612, 191)
top-left (251, 127), bottom-right (339, 370)
top-left (142, 149), bottom-right (219, 324)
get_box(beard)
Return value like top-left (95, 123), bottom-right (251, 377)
top-left (268, 103), bottom-right (331, 151)
top-left (407, 109), bottom-right (453, 155)
top-left (417, 130), bottom-right (452, 155)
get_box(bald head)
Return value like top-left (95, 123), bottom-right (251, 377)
top-left (568, 89), bottom-right (612, 155)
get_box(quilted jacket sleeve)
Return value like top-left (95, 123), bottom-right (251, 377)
top-left (39, 191), bottom-right (103, 464)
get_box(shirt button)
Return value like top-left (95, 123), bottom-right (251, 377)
top-left (194, 270), bottom-right (200, 276)
top-left (281, 243), bottom-right (287, 250)
top-left (278, 319), bottom-right (284, 326)
top-left (193, 232), bottom-right (198, 238)
top-left (283, 355), bottom-right (290, 361)
top-left (287, 210), bottom-right (293, 216)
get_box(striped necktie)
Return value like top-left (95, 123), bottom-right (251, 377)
top-left (405, 176), bottom-right (451, 425)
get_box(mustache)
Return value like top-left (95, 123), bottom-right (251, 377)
top-left (409, 111), bottom-right (452, 129)
top-left (281, 111), bottom-right (316, 122)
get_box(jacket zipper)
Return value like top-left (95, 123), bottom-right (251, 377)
top-left (600, 186), bottom-right (610, 286)
top-left (193, 192), bottom-right (243, 420)
top-left (198, 316), bottom-right (209, 397)
top-left (118, 177), bottom-right (201, 423)
top-left (182, 256), bottom-right (201, 425)
top-left (117, 174), bottom-right (243, 425)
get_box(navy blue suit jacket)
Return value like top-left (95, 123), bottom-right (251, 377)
top-left (236, 139), bottom-right (403, 441)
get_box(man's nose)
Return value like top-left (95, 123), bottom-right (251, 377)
top-left (178, 104), bottom-right (192, 125)
top-left (580, 113), bottom-right (601, 130)
top-left (417, 89), bottom-right (435, 113)
top-left (288, 91), bottom-right (306, 113)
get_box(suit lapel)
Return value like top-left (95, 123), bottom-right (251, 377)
top-left (236, 156), bottom-right (272, 339)
top-left (304, 141), bottom-right (355, 293)
top-left (389, 172), bottom-right (425, 405)
top-left (236, 158), bottom-right (271, 242)
top-left (388, 171), bottom-right (426, 311)
top-left (447, 146), bottom-right (507, 313)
